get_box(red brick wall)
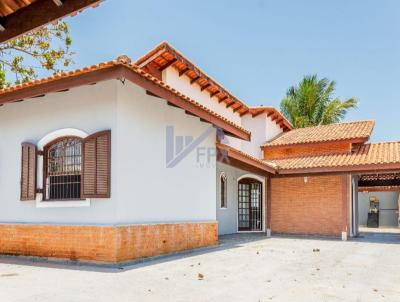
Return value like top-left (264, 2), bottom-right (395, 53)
top-left (0, 222), bottom-right (218, 263)
top-left (270, 175), bottom-right (349, 236)
top-left (263, 142), bottom-right (351, 160)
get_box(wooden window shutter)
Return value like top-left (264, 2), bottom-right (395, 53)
top-left (20, 143), bottom-right (37, 201)
top-left (82, 130), bottom-right (111, 198)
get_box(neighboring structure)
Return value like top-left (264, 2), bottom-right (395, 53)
top-left (0, 42), bottom-right (399, 263)
top-left (0, 0), bottom-right (101, 42)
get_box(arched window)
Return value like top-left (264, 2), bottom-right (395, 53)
top-left (220, 173), bottom-right (227, 208)
top-left (44, 137), bottom-right (82, 200)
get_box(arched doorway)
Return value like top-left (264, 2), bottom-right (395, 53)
top-left (238, 178), bottom-right (263, 231)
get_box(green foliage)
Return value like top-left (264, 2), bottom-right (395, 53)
top-left (0, 22), bottom-right (73, 89)
top-left (280, 74), bottom-right (358, 128)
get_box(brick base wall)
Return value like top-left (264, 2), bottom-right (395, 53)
top-left (271, 175), bottom-right (348, 236)
top-left (0, 222), bottom-right (218, 263)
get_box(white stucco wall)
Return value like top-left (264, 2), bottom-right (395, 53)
top-left (240, 113), bottom-right (283, 158)
top-left (0, 80), bottom-right (118, 224)
top-left (162, 66), bottom-right (283, 159)
top-left (216, 162), bottom-right (265, 235)
top-left (0, 79), bottom-right (217, 225)
top-left (114, 81), bottom-right (216, 224)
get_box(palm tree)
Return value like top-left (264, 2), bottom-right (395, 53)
top-left (280, 75), bottom-right (358, 128)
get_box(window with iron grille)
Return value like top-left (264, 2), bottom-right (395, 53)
top-left (220, 173), bottom-right (227, 208)
top-left (44, 137), bottom-right (82, 201)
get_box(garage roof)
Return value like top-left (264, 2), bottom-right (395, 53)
top-left (262, 120), bottom-right (374, 147)
top-left (268, 141), bottom-right (400, 174)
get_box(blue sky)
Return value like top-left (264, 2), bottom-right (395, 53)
top-left (64, 0), bottom-right (399, 142)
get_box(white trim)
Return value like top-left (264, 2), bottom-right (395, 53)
top-left (237, 174), bottom-right (264, 183)
top-left (219, 172), bottom-right (228, 209)
top-left (35, 128), bottom-right (90, 208)
top-left (37, 128), bottom-right (88, 150)
top-left (35, 194), bottom-right (90, 208)
top-left (236, 174), bottom-right (266, 232)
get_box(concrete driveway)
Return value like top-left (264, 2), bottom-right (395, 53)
top-left (0, 232), bottom-right (399, 302)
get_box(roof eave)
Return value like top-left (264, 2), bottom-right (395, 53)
top-left (276, 162), bottom-right (400, 176)
top-left (0, 64), bottom-right (251, 141)
top-left (261, 137), bottom-right (369, 149)
top-left (217, 143), bottom-right (276, 174)
top-left (0, 0), bottom-right (101, 43)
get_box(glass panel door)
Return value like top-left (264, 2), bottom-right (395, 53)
top-left (238, 179), bottom-right (262, 231)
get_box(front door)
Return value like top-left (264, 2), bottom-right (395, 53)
top-left (238, 178), bottom-right (263, 231)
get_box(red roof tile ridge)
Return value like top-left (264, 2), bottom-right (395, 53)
top-left (135, 41), bottom-right (250, 109)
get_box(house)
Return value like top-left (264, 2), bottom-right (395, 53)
top-left (0, 42), bottom-right (399, 264)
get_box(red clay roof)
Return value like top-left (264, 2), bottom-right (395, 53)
top-left (249, 106), bottom-right (292, 130)
top-left (262, 120), bottom-right (375, 147)
top-left (267, 141), bottom-right (400, 173)
top-left (0, 56), bottom-right (251, 141)
top-left (217, 143), bottom-right (277, 174)
top-left (135, 42), bottom-right (292, 131)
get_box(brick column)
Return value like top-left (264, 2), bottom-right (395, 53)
top-left (341, 175), bottom-right (349, 241)
top-left (266, 176), bottom-right (272, 237)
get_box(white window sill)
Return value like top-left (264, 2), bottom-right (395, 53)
top-left (220, 207), bottom-right (228, 210)
top-left (35, 194), bottom-right (90, 208)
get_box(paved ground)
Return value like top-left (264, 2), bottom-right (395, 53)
top-left (0, 231), bottom-right (399, 302)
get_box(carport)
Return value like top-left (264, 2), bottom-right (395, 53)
top-left (350, 172), bottom-right (400, 237)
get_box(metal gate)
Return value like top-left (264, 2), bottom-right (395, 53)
top-left (238, 178), bottom-right (263, 231)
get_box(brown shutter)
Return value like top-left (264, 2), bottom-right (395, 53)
top-left (82, 130), bottom-right (111, 198)
top-left (20, 143), bottom-right (37, 201)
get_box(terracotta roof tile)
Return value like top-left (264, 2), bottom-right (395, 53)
top-left (216, 143), bottom-right (277, 173)
top-left (248, 106), bottom-right (293, 130)
top-left (0, 56), bottom-right (250, 138)
top-left (262, 120), bottom-right (374, 147)
top-left (267, 141), bottom-right (400, 171)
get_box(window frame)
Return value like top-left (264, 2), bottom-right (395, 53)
top-left (35, 128), bottom-right (90, 208)
top-left (220, 172), bottom-right (228, 209)
top-left (42, 135), bottom-right (83, 201)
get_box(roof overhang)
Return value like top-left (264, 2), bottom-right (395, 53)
top-left (276, 163), bottom-right (400, 176)
top-left (136, 43), bottom-right (250, 116)
top-left (217, 143), bottom-right (276, 175)
top-left (0, 0), bottom-right (101, 43)
top-left (261, 137), bottom-right (368, 150)
top-left (245, 107), bottom-right (292, 131)
top-left (0, 61), bottom-right (251, 141)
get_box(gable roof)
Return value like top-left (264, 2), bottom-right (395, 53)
top-left (249, 106), bottom-right (292, 130)
top-left (135, 42), bottom-right (292, 131)
top-left (0, 56), bottom-right (251, 141)
top-left (267, 141), bottom-right (400, 174)
top-left (262, 120), bottom-right (375, 147)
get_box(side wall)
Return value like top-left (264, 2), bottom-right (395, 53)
top-left (115, 81), bottom-right (217, 224)
top-left (0, 80), bottom-right (217, 225)
top-left (271, 175), bottom-right (349, 236)
top-left (0, 80), bottom-right (119, 224)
